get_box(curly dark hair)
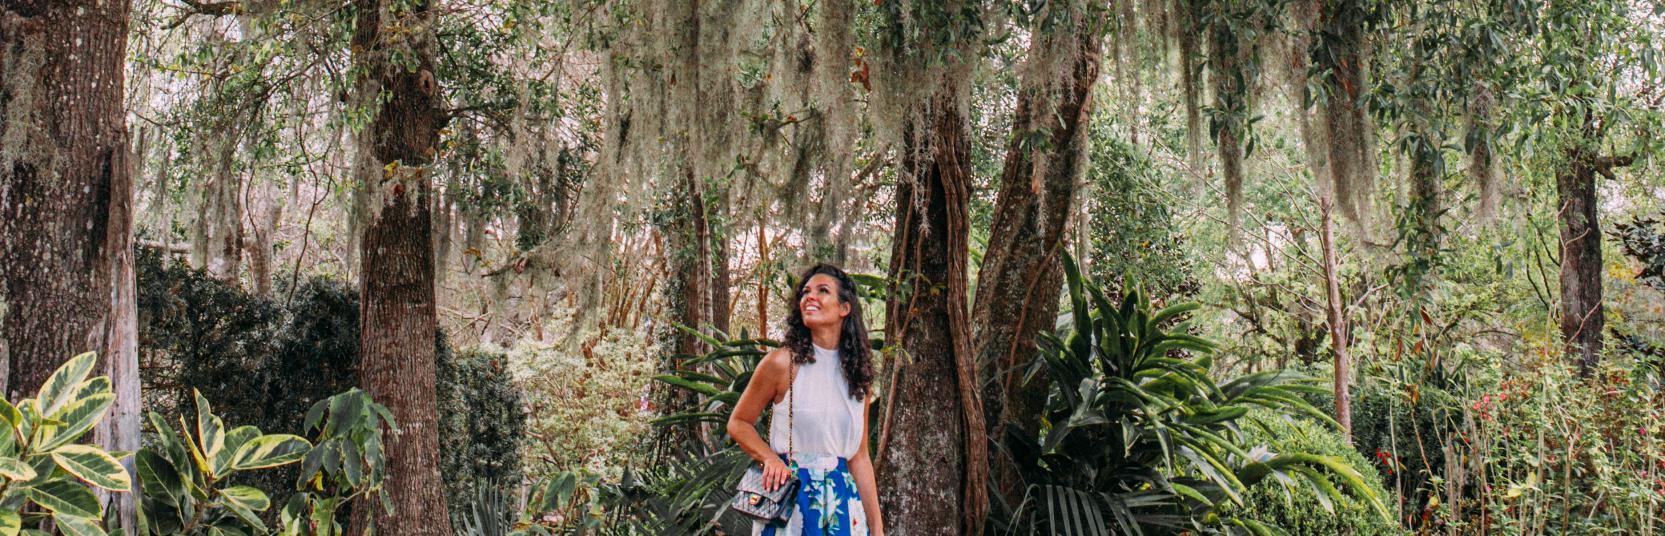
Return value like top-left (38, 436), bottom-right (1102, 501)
top-left (782, 263), bottom-right (874, 399)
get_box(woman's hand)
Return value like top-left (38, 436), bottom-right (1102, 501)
top-left (762, 457), bottom-right (792, 491)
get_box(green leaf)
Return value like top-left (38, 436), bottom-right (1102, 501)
top-left (51, 445), bottom-right (131, 492)
top-left (218, 485), bottom-right (271, 529)
top-left (0, 456), bottom-right (36, 481)
top-left (52, 514), bottom-right (105, 536)
top-left (37, 352), bottom-right (98, 417)
top-left (652, 375), bottom-right (721, 397)
top-left (220, 485), bottom-right (271, 511)
top-left (216, 426), bottom-right (262, 475)
top-left (35, 392), bottom-right (114, 452)
top-left (0, 510), bottom-right (17, 536)
top-left (23, 479), bottom-right (101, 518)
top-left (194, 390), bottom-right (226, 468)
top-left (136, 449), bottom-right (183, 506)
top-left (231, 434), bottom-right (310, 470)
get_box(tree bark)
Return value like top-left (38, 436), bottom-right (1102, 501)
top-left (1557, 140), bottom-right (1603, 376)
top-left (347, 0), bottom-right (450, 528)
top-left (879, 91), bottom-right (988, 535)
top-left (248, 178), bottom-right (282, 295)
top-left (0, 1), bottom-right (140, 529)
top-left (0, 0), bottom-right (131, 395)
top-left (972, 19), bottom-right (1102, 508)
top-left (1319, 197), bottom-right (1352, 444)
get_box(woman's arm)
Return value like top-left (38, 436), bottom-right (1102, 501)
top-left (726, 349), bottom-right (792, 491)
top-left (849, 396), bottom-right (884, 536)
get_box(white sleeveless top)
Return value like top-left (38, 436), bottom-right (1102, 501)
top-left (768, 344), bottom-right (866, 459)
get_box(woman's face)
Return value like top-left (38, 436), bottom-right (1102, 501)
top-left (798, 273), bottom-right (851, 330)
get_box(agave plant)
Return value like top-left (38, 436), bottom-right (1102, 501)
top-left (138, 390), bottom-right (311, 535)
top-left (0, 351), bottom-right (131, 535)
top-left (1005, 255), bottom-right (1389, 535)
top-left (452, 472), bottom-right (604, 536)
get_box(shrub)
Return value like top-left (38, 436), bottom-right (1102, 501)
top-left (0, 352), bottom-right (132, 533)
top-left (138, 390), bottom-right (311, 534)
top-left (136, 250), bottom-right (525, 512)
top-left (1224, 408), bottom-right (1404, 536)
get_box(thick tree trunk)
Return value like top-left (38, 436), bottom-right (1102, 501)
top-left (1319, 197), bottom-right (1352, 443)
top-left (879, 92), bottom-right (988, 535)
top-left (0, 0), bottom-right (131, 395)
top-left (347, 0), bottom-right (450, 529)
top-left (972, 21), bottom-right (1101, 508)
top-left (0, 1), bottom-right (139, 529)
top-left (1557, 143), bottom-right (1603, 376)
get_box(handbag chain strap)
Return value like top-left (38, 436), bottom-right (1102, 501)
top-left (787, 360), bottom-right (797, 463)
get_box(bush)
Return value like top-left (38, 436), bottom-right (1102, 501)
top-left (1225, 408), bottom-right (1404, 536)
top-left (136, 250), bottom-right (525, 512)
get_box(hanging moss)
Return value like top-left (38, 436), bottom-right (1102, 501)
top-left (1466, 82), bottom-right (1498, 220)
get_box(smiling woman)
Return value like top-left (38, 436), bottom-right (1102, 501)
top-left (726, 264), bottom-right (885, 536)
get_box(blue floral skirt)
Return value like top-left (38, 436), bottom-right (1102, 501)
top-left (753, 454), bottom-right (870, 536)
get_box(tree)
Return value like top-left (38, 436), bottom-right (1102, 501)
top-left (971, 1), bottom-right (1105, 507)
top-left (347, 0), bottom-right (452, 528)
top-left (873, 2), bottom-right (988, 533)
top-left (0, 0), bottom-right (141, 529)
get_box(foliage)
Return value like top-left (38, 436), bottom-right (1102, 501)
top-left (452, 472), bottom-right (606, 535)
top-left (1616, 212), bottom-right (1665, 293)
top-left (138, 390), bottom-right (311, 535)
top-left (1221, 409), bottom-right (1402, 536)
top-left (510, 309), bottom-right (653, 480)
top-left (137, 251), bottom-right (525, 510)
top-left (1084, 123), bottom-right (1198, 298)
top-left (1001, 256), bottom-right (1390, 534)
top-left (437, 346), bottom-right (527, 509)
top-left (1460, 352), bottom-right (1665, 534)
top-left (0, 352), bottom-right (132, 534)
top-left (277, 389), bottom-right (396, 536)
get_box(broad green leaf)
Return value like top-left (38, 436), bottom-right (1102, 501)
top-left (37, 352), bottom-right (97, 417)
top-left (216, 425), bottom-right (262, 475)
top-left (52, 514), bottom-right (105, 536)
top-left (0, 457), bottom-right (35, 481)
top-left (135, 449), bottom-right (182, 506)
top-left (0, 510), bottom-right (17, 536)
top-left (218, 485), bottom-right (270, 529)
top-left (231, 434), bottom-right (310, 470)
top-left (0, 398), bottom-right (21, 435)
top-left (23, 479), bottom-right (101, 518)
top-left (194, 390), bottom-right (225, 466)
top-left (219, 485), bottom-right (271, 511)
top-left (51, 444), bottom-right (131, 492)
top-left (36, 393), bottom-right (115, 452)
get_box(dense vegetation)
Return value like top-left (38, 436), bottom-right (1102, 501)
top-left (0, 0), bottom-right (1660, 534)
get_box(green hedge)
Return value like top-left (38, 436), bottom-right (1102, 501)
top-left (1224, 408), bottom-right (1405, 536)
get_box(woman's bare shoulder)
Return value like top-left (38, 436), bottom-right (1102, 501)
top-left (757, 347), bottom-right (793, 377)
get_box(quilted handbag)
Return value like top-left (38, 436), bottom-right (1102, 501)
top-left (730, 363), bottom-right (800, 525)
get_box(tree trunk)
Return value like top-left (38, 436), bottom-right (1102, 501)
top-left (1319, 197), bottom-right (1352, 444)
top-left (0, 1), bottom-right (140, 529)
top-left (248, 178), bottom-right (282, 295)
top-left (347, 0), bottom-right (450, 529)
top-left (972, 19), bottom-right (1102, 508)
top-left (879, 92), bottom-right (988, 535)
top-left (709, 198), bottom-right (730, 337)
top-left (1557, 141), bottom-right (1603, 376)
top-left (0, 0), bottom-right (131, 395)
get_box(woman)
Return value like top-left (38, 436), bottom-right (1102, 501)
top-left (727, 264), bottom-right (885, 536)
